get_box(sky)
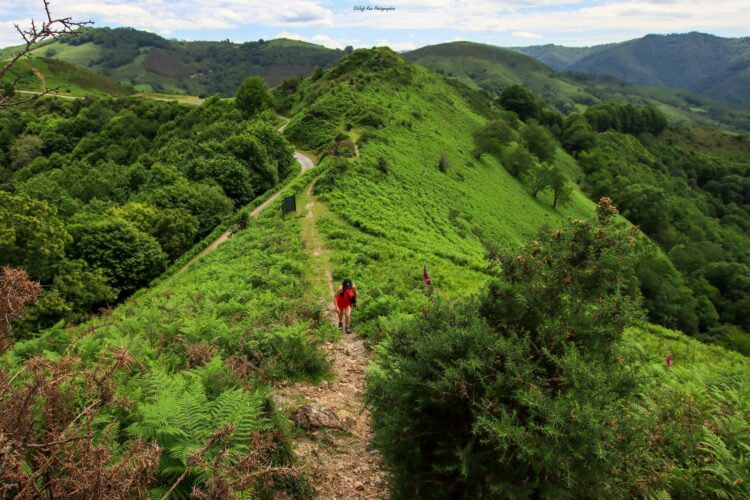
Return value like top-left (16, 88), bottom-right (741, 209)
top-left (2, 0), bottom-right (749, 50)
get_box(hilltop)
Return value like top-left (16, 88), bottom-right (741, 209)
top-left (1, 27), bottom-right (345, 96)
top-left (515, 32), bottom-right (750, 106)
top-left (405, 40), bottom-right (750, 132)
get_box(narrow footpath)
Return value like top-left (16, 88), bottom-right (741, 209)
top-left (274, 182), bottom-right (387, 499)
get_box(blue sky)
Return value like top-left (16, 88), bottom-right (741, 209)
top-left (3, 0), bottom-right (749, 50)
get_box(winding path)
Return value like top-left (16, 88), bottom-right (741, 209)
top-left (176, 118), bottom-right (314, 275)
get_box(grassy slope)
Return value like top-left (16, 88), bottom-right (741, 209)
top-left (4, 57), bottom-right (132, 97)
top-left (284, 48), bottom-right (595, 338)
top-left (405, 41), bottom-right (750, 132)
top-left (284, 50), bottom-right (749, 491)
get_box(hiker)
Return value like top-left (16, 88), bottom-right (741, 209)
top-left (334, 279), bottom-right (357, 334)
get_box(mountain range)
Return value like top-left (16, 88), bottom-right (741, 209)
top-left (513, 32), bottom-right (750, 106)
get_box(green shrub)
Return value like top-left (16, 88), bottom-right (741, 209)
top-left (377, 156), bottom-right (389, 174)
top-left (438, 152), bottom-right (450, 173)
top-left (368, 199), bottom-right (646, 498)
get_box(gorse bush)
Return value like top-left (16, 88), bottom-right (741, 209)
top-left (368, 199), bottom-right (647, 498)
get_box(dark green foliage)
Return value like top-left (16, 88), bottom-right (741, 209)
top-left (585, 103), bottom-right (667, 135)
top-left (438, 152), bottom-right (450, 172)
top-left (190, 154), bottom-right (254, 204)
top-left (151, 208), bottom-right (200, 261)
top-left (0, 96), bottom-right (293, 328)
top-left (498, 84), bottom-right (543, 121)
top-left (71, 218), bottom-right (167, 297)
top-left (0, 191), bottom-right (70, 281)
top-left (472, 118), bottom-right (515, 159)
top-left (521, 121), bottom-right (557, 164)
top-left (635, 247), bottom-right (699, 335)
top-left (369, 200), bottom-right (644, 498)
top-left (578, 129), bottom-right (750, 339)
top-left (235, 76), bottom-right (273, 118)
top-left (561, 113), bottom-right (596, 154)
top-left (503, 143), bottom-right (535, 178)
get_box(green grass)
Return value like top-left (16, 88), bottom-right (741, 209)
top-left (282, 48), bottom-right (596, 339)
top-left (3, 57), bottom-right (131, 97)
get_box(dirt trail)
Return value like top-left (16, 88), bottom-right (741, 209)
top-left (28, 64), bottom-right (47, 89)
top-left (274, 183), bottom-right (387, 499)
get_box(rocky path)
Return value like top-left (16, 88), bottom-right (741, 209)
top-left (274, 183), bottom-right (387, 499)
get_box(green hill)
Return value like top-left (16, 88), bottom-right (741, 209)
top-left (2, 26), bottom-right (345, 97)
top-left (405, 40), bottom-right (750, 132)
top-left (512, 43), bottom-right (611, 70)
top-left (3, 57), bottom-right (132, 97)
top-left (516, 32), bottom-right (750, 106)
top-left (3, 48), bottom-right (749, 497)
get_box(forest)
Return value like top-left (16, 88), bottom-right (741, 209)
top-left (0, 95), bottom-right (296, 332)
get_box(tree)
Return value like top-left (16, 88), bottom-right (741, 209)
top-left (521, 121), bottom-right (557, 164)
top-left (151, 208), bottom-right (199, 261)
top-left (528, 162), bottom-right (553, 198)
top-left (549, 166), bottom-right (572, 208)
top-left (616, 183), bottom-right (671, 236)
top-left (472, 119), bottom-right (515, 159)
top-left (191, 154), bottom-right (255, 205)
top-left (142, 178), bottom-right (233, 236)
top-left (235, 76), bottom-right (272, 118)
top-left (0, 191), bottom-right (70, 281)
top-left (368, 198), bottom-right (644, 497)
top-left (71, 218), bottom-right (167, 297)
top-left (9, 134), bottom-right (44, 169)
top-left (503, 144), bottom-right (535, 179)
top-left (0, 0), bottom-right (91, 109)
top-left (561, 113), bottom-right (596, 154)
top-left (224, 133), bottom-right (276, 193)
top-left (498, 85), bottom-right (543, 122)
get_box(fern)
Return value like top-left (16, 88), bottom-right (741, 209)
top-left (128, 369), bottom-right (269, 492)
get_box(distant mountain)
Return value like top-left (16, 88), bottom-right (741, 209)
top-left (512, 44), bottom-right (611, 71)
top-left (1, 27), bottom-right (346, 97)
top-left (404, 41), bottom-right (750, 132)
top-left (513, 33), bottom-right (750, 106)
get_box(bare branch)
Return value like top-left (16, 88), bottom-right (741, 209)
top-left (0, 0), bottom-right (93, 109)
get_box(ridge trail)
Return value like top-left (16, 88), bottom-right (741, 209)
top-left (274, 181), bottom-right (387, 499)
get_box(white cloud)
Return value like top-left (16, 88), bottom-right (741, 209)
top-left (512, 31), bottom-right (542, 39)
top-left (2, 0), bottom-right (749, 49)
top-left (311, 34), bottom-right (345, 48)
top-left (6, 0), bottom-right (336, 35)
top-left (273, 30), bottom-right (306, 41)
top-left (375, 38), bottom-right (418, 51)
